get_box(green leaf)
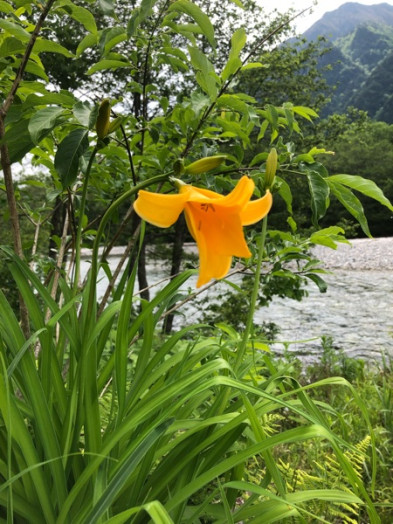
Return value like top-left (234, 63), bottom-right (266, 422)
top-left (241, 62), bottom-right (264, 71)
top-left (24, 91), bottom-right (76, 108)
top-left (55, 128), bottom-right (89, 188)
top-left (329, 181), bottom-right (371, 237)
top-left (24, 59), bottom-right (49, 81)
top-left (126, 0), bottom-right (157, 36)
top-left (276, 176), bottom-right (293, 215)
top-left (34, 38), bottom-right (74, 57)
top-left (305, 273), bottom-right (328, 293)
top-left (169, 0), bottom-right (215, 48)
top-left (306, 170), bottom-right (330, 226)
top-left (28, 106), bottom-right (65, 144)
top-left (73, 100), bottom-right (98, 129)
top-left (0, 36), bottom-right (26, 58)
top-left (87, 59), bottom-right (130, 74)
top-left (2, 118), bottom-right (34, 164)
top-left (99, 0), bottom-right (116, 16)
top-left (76, 32), bottom-right (97, 56)
top-left (328, 174), bottom-right (393, 211)
top-left (0, 20), bottom-right (30, 41)
top-left (216, 94), bottom-right (249, 117)
top-left (221, 28), bottom-right (246, 81)
top-left (82, 420), bottom-right (173, 522)
top-left (292, 105), bottom-right (319, 121)
top-left (0, 1), bottom-right (14, 13)
top-left (249, 151), bottom-right (268, 167)
top-left (69, 4), bottom-right (98, 33)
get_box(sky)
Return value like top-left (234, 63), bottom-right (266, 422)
top-left (263, 0), bottom-right (393, 33)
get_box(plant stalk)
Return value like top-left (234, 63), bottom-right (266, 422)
top-left (72, 146), bottom-right (98, 295)
top-left (235, 215), bottom-right (268, 372)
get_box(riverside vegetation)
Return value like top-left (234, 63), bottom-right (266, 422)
top-left (0, 0), bottom-right (393, 522)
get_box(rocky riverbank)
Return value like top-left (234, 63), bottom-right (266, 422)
top-left (312, 237), bottom-right (393, 270)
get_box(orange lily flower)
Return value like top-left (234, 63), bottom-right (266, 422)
top-left (133, 176), bottom-right (273, 287)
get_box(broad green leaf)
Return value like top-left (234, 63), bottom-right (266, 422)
top-left (0, 36), bottom-right (26, 58)
top-left (0, 0), bottom-right (14, 13)
top-left (241, 62), bottom-right (264, 70)
top-left (292, 105), bottom-right (319, 121)
top-left (195, 71), bottom-right (217, 99)
top-left (169, 0), bottom-right (215, 48)
top-left (216, 117), bottom-right (250, 145)
top-left (216, 94), bottom-right (249, 117)
top-left (328, 174), bottom-right (393, 211)
top-left (24, 59), bottom-right (49, 81)
top-left (99, 0), bottom-right (116, 16)
top-left (34, 38), bottom-right (74, 57)
top-left (55, 128), bottom-right (89, 188)
top-left (2, 118), bottom-right (34, 164)
top-left (28, 106), bottom-right (65, 144)
top-left (188, 45), bottom-right (214, 73)
top-left (0, 20), bottom-right (30, 41)
top-left (127, 0), bottom-right (157, 35)
top-left (305, 273), bottom-right (328, 292)
top-left (306, 170), bottom-right (330, 225)
top-left (265, 104), bottom-right (278, 129)
top-left (69, 4), bottom-right (98, 33)
top-left (24, 91), bottom-right (76, 108)
top-left (76, 32), bottom-right (97, 56)
top-left (102, 27), bottom-right (127, 54)
top-left (329, 181), bottom-right (371, 237)
top-left (221, 28), bottom-right (246, 81)
top-left (73, 101), bottom-right (98, 129)
top-left (310, 226), bottom-right (348, 249)
top-left (229, 27), bottom-right (246, 58)
top-left (276, 176), bottom-right (293, 215)
top-left (249, 151), bottom-right (268, 167)
top-left (87, 59), bottom-right (130, 74)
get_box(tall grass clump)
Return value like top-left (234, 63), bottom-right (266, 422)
top-left (1, 0), bottom-right (393, 522)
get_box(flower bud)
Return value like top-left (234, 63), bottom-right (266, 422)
top-left (184, 155), bottom-right (227, 175)
top-left (265, 148), bottom-right (278, 189)
top-left (173, 158), bottom-right (185, 176)
top-left (96, 99), bottom-right (111, 139)
top-left (107, 116), bottom-right (123, 135)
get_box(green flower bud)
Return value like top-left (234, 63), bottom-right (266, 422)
top-left (184, 155), bottom-right (227, 175)
top-left (107, 116), bottom-right (123, 135)
top-left (96, 99), bottom-right (111, 139)
top-left (265, 148), bottom-right (278, 189)
top-left (173, 158), bottom-right (185, 176)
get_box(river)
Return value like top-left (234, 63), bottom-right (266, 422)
top-left (82, 238), bottom-right (393, 364)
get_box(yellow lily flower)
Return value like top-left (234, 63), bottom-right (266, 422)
top-left (133, 176), bottom-right (273, 287)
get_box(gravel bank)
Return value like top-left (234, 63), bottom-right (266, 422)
top-left (312, 237), bottom-right (393, 270)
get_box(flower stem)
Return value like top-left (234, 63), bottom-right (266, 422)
top-left (235, 214), bottom-right (268, 373)
top-left (72, 145), bottom-right (98, 296)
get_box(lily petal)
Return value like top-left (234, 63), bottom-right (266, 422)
top-left (219, 175), bottom-right (255, 209)
top-left (185, 202), bottom-right (251, 257)
top-left (193, 230), bottom-right (233, 287)
top-left (240, 190), bottom-right (273, 226)
top-left (134, 189), bottom-right (190, 228)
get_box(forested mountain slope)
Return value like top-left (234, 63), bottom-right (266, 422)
top-left (301, 2), bottom-right (393, 121)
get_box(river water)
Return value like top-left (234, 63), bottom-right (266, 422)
top-left (83, 238), bottom-right (393, 364)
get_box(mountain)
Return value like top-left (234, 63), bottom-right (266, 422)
top-left (300, 3), bottom-right (393, 121)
